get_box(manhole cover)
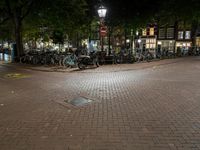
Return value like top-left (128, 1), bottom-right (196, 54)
top-left (67, 97), bottom-right (93, 106)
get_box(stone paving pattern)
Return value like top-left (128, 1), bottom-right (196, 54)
top-left (0, 57), bottom-right (200, 150)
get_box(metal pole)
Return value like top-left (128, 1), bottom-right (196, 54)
top-left (100, 19), bottom-right (104, 52)
top-left (108, 26), bottom-right (111, 55)
top-left (101, 36), bottom-right (103, 52)
top-left (131, 29), bottom-right (133, 54)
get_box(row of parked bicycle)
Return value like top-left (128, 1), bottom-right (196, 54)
top-left (19, 49), bottom-right (99, 69)
top-left (19, 47), bottom-right (200, 69)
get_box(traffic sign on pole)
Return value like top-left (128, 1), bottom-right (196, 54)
top-left (100, 26), bottom-right (107, 37)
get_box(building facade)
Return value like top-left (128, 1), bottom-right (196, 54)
top-left (157, 24), bottom-right (176, 53)
top-left (136, 21), bottom-right (194, 55)
top-left (138, 24), bottom-right (157, 56)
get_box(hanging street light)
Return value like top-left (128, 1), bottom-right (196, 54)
top-left (97, 5), bottom-right (107, 19)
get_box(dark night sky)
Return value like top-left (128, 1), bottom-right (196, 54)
top-left (87, 0), bottom-right (161, 21)
top-left (87, 0), bottom-right (199, 23)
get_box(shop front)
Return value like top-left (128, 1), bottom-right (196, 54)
top-left (196, 37), bottom-right (200, 47)
top-left (143, 38), bottom-right (157, 56)
top-left (176, 41), bottom-right (192, 55)
top-left (176, 42), bottom-right (192, 49)
top-left (157, 40), bottom-right (175, 52)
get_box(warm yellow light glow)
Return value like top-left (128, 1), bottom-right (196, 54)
top-left (146, 38), bottom-right (156, 49)
top-left (176, 42), bottom-right (191, 47)
top-left (196, 37), bottom-right (200, 47)
top-left (150, 28), bottom-right (154, 36)
top-left (142, 29), bottom-right (147, 36)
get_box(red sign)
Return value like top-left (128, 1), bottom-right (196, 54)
top-left (100, 26), bottom-right (107, 37)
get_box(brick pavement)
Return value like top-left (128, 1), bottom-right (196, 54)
top-left (0, 57), bottom-right (200, 150)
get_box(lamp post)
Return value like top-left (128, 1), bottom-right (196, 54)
top-left (97, 5), bottom-right (107, 52)
top-left (131, 29), bottom-right (133, 53)
top-left (138, 39), bottom-right (141, 50)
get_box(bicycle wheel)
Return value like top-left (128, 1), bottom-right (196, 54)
top-left (20, 56), bottom-right (26, 63)
top-left (78, 62), bottom-right (86, 69)
top-left (31, 56), bottom-right (39, 65)
top-left (62, 56), bottom-right (70, 67)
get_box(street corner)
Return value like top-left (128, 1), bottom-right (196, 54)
top-left (3, 72), bottom-right (31, 80)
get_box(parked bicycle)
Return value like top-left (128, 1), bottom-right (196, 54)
top-left (77, 51), bottom-right (99, 69)
top-left (135, 49), bottom-right (153, 62)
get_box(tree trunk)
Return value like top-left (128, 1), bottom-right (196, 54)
top-left (14, 16), bottom-right (23, 57)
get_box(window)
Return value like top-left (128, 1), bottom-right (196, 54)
top-left (178, 31), bottom-right (184, 39)
top-left (142, 29), bottom-right (147, 36)
top-left (150, 28), bottom-right (154, 36)
top-left (185, 31), bottom-right (191, 39)
top-left (167, 28), bottom-right (174, 38)
top-left (159, 29), bottom-right (165, 38)
top-left (196, 37), bottom-right (200, 47)
top-left (146, 38), bottom-right (156, 49)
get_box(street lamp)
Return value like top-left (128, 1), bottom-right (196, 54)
top-left (97, 5), bottom-right (107, 19)
top-left (97, 5), bottom-right (107, 52)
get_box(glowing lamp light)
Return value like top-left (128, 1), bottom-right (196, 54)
top-left (126, 39), bottom-right (130, 43)
top-left (55, 46), bottom-right (59, 49)
top-left (98, 5), bottom-right (107, 18)
top-left (158, 41), bottom-right (162, 45)
top-left (136, 31), bottom-right (139, 36)
top-left (187, 43), bottom-right (191, 47)
top-left (138, 39), bottom-right (141, 43)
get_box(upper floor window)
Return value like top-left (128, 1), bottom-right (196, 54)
top-left (142, 29), bottom-right (147, 36)
top-left (159, 29), bottom-right (165, 38)
top-left (185, 31), bottom-right (191, 39)
top-left (178, 31), bottom-right (184, 39)
top-left (149, 28), bottom-right (154, 36)
top-left (167, 28), bottom-right (174, 38)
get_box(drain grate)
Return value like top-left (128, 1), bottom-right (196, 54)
top-left (67, 97), bottom-right (93, 106)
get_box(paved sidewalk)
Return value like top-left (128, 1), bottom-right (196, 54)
top-left (1, 57), bottom-right (184, 73)
top-left (0, 56), bottom-right (200, 150)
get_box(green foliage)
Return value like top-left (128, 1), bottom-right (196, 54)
top-left (51, 29), bottom-right (64, 45)
top-left (0, 0), bottom-right (89, 42)
top-left (22, 0), bottom-right (90, 44)
top-left (0, 20), bottom-right (14, 41)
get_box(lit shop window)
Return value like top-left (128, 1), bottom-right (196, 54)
top-left (146, 39), bottom-right (156, 49)
top-left (150, 28), bottom-right (154, 36)
top-left (178, 31), bottom-right (184, 39)
top-left (196, 37), bottom-right (200, 47)
top-left (186, 43), bottom-right (191, 47)
top-left (176, 42), bottom-right (191, 47)
top-left (142, 29), bottom-right (147, 36)
top-left (185, 31), bottom-right (191, 39)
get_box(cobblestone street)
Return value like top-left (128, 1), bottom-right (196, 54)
top-left (0, 57), bottom-right (200, 150)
